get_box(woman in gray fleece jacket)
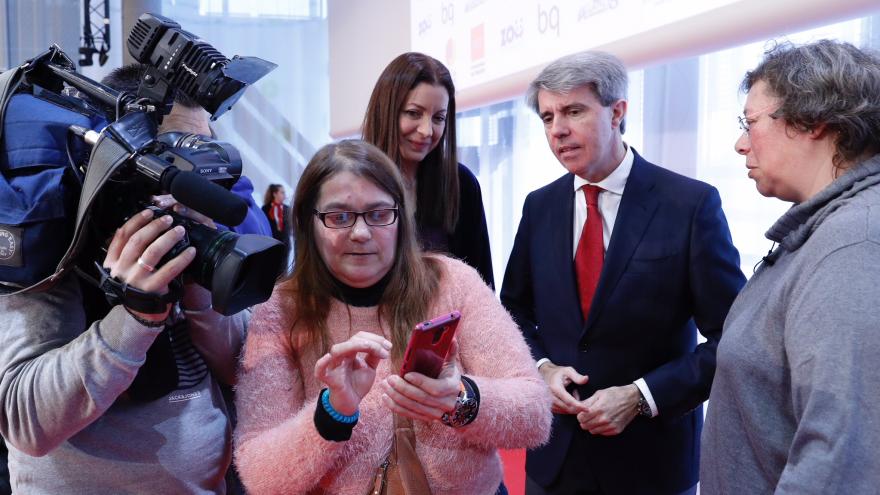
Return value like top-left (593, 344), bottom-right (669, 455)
top-left (701, 40), bottom-right (880, 494)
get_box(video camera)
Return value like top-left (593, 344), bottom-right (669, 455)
top-left (0, 13), bottom-right (284, 315)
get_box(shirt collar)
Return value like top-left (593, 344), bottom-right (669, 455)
top-left (573, 143), bottom-right (633, 195)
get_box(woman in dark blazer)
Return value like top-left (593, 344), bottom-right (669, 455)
top-left (262, 184), bottom-right (291, 253)
top-left (361, 52), bottom-right (494, 288)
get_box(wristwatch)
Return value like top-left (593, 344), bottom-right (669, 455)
top-left (636, 391), bottom-right (653, 418)
top-left (441, 378), bottom-right (479, 428)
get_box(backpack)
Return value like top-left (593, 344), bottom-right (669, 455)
top-left (0, 64), bottom-right (105, 294)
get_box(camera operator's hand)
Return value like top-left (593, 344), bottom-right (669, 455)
top-left (102, 208), bottom-right (196, 322)
top-left (152, 194), bottom-right (217, 312)
top-left (152, 194), bottom-right (216, 229)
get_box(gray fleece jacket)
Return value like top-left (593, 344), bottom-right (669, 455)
top-left (701, 154), bottom-right (880, 494)
top-left (0, 274), bottom-right (248, 494)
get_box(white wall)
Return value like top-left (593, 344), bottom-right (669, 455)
top-left (328, 0), bottom-right (410, 138)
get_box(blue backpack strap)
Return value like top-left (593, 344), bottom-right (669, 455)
top-left (0, 65), bottom-right (25, 146)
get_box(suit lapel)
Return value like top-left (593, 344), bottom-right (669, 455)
top-left (550, 176), bottom-right (583, 334)
top-left (584, 154), bottom-right (659, 331)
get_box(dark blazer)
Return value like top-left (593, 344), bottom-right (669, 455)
top-left (501, 151), bottom-right (745, 494)
top-left (418, 164), bottom-right (495, 289)
top-left (261, 203), bottom-right (291, 246)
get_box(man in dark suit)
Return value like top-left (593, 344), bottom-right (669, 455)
top-left (501, 50), bottom-right (745, 495)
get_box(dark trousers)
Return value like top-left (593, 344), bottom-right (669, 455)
top-left (524, 432), bottom-right (696, 495)
top-left (527, 475), bottom-right (600, 495)
top-left (0, 439), bottom-right (10, 495)
top-left (526, 432), bottom-right (600, 495)
top-left (527, 478), bottom-right (697, 495)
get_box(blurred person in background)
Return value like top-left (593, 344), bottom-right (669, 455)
top-left (262, 183), bottom-right (291, 257)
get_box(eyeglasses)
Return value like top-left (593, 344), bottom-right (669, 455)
top-left (737, 104), bottom-right (778, 134)
top-left (313, 208), bottom-right (399, 229)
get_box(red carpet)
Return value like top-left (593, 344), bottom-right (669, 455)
top-left (500, 449), bottom-right (525, 495)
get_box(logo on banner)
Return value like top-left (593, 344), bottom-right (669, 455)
top-left (470, 24), bottom-right (486, 77)
top-left (446, 38), bottom-right (456, 70)
top-left (538, 4), bottom-right (560, 37)
top-left (465, 0), bottom-right (488, 13)
top-left (441, 2), bottom-right (454, 24)
top-left (578, 0), bottom-right (618, 22)
top-left (418, 15), bottom-right (432, 36)
top-left (501, 18), bottom-right (525, 47)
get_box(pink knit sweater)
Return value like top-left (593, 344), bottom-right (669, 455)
top-left (234, 256), bottom-right (552, 495)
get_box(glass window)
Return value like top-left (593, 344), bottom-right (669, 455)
top-left (697, 17), bottom-right (867, 274)
top-left (163, 0), bottom-right (331, 203)
top-left (460, 13), bottom-right (879, 284)
top-left (198, 0), bottom-right (326, 19)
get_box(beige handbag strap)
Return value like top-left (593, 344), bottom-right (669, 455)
top-left (367, 414), bottom-right (431, 495)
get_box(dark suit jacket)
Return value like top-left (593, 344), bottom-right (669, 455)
top-left (501, 151), bottom-right (745, 494)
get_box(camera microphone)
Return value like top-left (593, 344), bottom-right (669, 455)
top-left (162, 168), bottom-right (248, 227)
top-left (133, 153), bottom-right (247, 226)
top-left (762, 242), bottom-right (780, 267)
top-left (753, 242), bottom-right (780, 273)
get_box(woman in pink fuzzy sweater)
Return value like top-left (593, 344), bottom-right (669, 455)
top-left (234, 140), bottom-right (552, 495)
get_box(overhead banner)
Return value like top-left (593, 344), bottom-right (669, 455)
top-left (410, 0), bottom-right (739, 92)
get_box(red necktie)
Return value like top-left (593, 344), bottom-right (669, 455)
top-left (575, 185), bottom-right (604, 320)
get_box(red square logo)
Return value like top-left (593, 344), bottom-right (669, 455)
top-left (471, 24), bottom-right (485, 61)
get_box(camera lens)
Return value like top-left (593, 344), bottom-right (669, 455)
top-left (156, 210), bottom-right (284, 315)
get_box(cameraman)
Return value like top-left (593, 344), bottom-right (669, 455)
top-left (107, 63), bottom-right (270, 495)
top-left (0, 65), bottom-right (260, 493)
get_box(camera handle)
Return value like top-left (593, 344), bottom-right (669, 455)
top-left (96, 262), bottom-right (183, 315)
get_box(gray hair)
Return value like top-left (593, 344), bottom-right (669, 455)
top-left (743, 40), bottom-right (880, 168)
top-left (526, 50), bottom-right (629, 133)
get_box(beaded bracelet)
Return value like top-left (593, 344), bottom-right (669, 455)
top-left (321, 388), bottom-right (360, 424)
top-left (124, 308), bottom-right (169, 328)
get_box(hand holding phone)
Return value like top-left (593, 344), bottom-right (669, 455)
top-left (400, 311), bottom-right (461, 379)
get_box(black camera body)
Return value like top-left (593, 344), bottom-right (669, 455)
top-left (88, 118), bottom-right (278, 315)
top-left (0, 13), bottom-right (283, 315)
top-left (127, 13), bottom-right (276, 120)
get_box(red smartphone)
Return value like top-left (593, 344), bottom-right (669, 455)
top-left (400, 310), bottom-right (461, 378)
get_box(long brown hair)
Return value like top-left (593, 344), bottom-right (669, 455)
top-left (262, 184), bottom-right (283, 207)
top-left (361, 52), bottom-right (460, 234)
top-left (281, 139), bottom-right (441, 357)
